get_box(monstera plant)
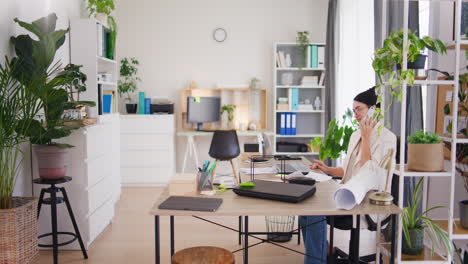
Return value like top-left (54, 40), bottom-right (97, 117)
top-left (11, 13), bottom-right (82, 179)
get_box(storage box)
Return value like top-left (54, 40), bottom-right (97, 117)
top-left (277, 104), bottom-right (289, 111)
top-left (169, 173), bottom-right (197, 196)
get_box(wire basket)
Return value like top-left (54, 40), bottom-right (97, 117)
top-left (265, 216), bottom-right (295, 243)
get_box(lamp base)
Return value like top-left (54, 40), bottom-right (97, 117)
top-left (369, 191), bottom-right (394, 205)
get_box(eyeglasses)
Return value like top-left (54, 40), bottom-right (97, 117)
top-left (352, 105), bottom-right (370, 114)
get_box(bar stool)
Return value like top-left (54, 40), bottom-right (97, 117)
top-left (34, 176), bottom-right (88, 264)
top-left (172, 246), bottom-right (235, 264)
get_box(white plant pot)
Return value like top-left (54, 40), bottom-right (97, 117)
top-left (95, 13), bottom-right (108, 27)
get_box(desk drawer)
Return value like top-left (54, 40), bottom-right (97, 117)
top-left (121, 134), bottom-right (173, 150)
top-left (88, 175), bottom-right (113, 214)
top-left (88, 198), bottom-right (114, 243)
top-left (121, 149), bottom-right (174, 167)
top-left (120, 115), bottom-right (174, 134)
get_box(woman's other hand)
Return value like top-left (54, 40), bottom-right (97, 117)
top-left (310, 160), bottom-right (328, 173)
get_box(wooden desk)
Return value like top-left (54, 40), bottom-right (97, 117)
top-left (150, 157), bottom-right (401, 264)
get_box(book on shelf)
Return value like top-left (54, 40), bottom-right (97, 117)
top-left (298, 104), bottom-right (313, 110)
top-left (278, 51), bottom-right (286, 68)
top-left (102, 90), bottom-right (114, 114)
top-left (291, 88), bottom-right (299, 110)
top-left (301, 76), bottom-right (319, 86)
top-left (319, 73), bottom-right (326, 86)
top-left (310, 45), bottom-right (318, 68)
top-left (317, 46), bottom-right (325, 69)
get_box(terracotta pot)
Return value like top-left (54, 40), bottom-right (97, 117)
top-left (407, 143), bottom-right (444, 172)
top-left (402, 228), bottom-right (424, 255)
top-left (34, 145), bottom-right (68, 180)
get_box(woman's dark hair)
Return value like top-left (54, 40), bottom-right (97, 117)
top-left (354, 86), bottom-right (380, 108)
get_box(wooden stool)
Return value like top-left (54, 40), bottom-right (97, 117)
top-left (172, 246), bottom-right (235, 264)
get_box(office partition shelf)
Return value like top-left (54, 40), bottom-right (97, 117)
top-left (434, 219), bottom-right (468, 239)
top-left (394, 165), bottom-right (451, 177)
top-left (380, 243), bottom-right (446, 263)
top-left (413, 80), bottom-right (456, 86)
top-left (275, 110), bottom-right (325, 113)
top-left (97, 56), bottom-right (117, 64)
top-left (97, 81), bottom-right (117, 86)
top-left (276, 67), bottom-right (325, 71)
top-left (441, 136), bottom-right (468, 143)
top-left (276, 85), bottom-right (325, 89)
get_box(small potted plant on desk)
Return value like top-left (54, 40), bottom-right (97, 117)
top-left (221, 104), bottom-right (236, 129)
top-left (11, 14), bottom-right (83, 180)
top-left (118, 57), bottom-right (141, 114)
top-left (402, 177), bottom-right (452, 255)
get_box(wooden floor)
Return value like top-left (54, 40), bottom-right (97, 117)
top-left (34, 187), bottom-right (378, 264)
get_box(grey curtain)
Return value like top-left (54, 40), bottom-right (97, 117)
top-left (374, 0), bottom-right (423, 207)
top-left (324, 0), bottom-right (338, 166)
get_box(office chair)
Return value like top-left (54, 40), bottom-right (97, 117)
top-left (327, 151), bottom-right (398, 263)
top-left (208, 130), bottom-right (240, 184)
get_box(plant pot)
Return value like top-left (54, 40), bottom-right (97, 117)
top-left (0, 197), bottom-right (38, 263)
top-left (407, 143), bottom-right (444, 172)
top-left (397, 54), bottom-right (427, 70)
top-left (402, 228), bottom-right (424, 255)
top-left (460, 200), bottom-right (468, 229)
top-left (94, 13), bottom-right (108, 27)
top-left (126, 104), bottom-right (138, 114)
top-left (34, 145), bottom-right (68, 180)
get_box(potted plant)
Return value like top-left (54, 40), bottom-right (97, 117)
top-left (58, 63), bottom-right (97, 125)
top-left (402, 177), bottom-right (452, 255)
top-left (221, 104), bottom-right (236, 129)
top-left (0, 59), bottom-right (41, 263)
top-left (372, 29), bottom-right (447, 121)
top-left (118, 57), bottom-right (141, 114)
top-left (296, 31), bottom-right (309, 68)
top-left (11, 14), bottom-right (83, 180)
top-left (311, 109), bottom-right (358, 161)
top-left (86, 0), bottom-right (115, 26)
top-left (407, 130), bottom-right (444, 172)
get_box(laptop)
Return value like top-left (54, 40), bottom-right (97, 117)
top-left (232, 180), bottom-right (316, 203)
top-left (158, 196), bottom-right (222, 212)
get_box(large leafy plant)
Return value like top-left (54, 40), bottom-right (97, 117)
top-left (0, 59), bottom-right (41, 209)
top-left (311, 109), bottom-right (358, 161)
top-left (11, 13), bottom-right (81, 147)
top-left (118, 57), bottom-right (141, 103)
top-left (402, 177), bottom-right (452, 255)
top-left (373, 29), bottom-right (447, 119)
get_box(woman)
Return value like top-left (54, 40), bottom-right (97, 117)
top-left (299, 87), bottom-right (397, 264)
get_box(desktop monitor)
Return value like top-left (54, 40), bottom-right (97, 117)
top-left (187, 96), bottom-right (221, 130)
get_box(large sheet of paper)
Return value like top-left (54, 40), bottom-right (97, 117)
top-left (286, 171), bottom-right (332, 182)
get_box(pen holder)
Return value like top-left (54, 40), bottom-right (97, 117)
top-left (197, 171), bottom-right (214, 193)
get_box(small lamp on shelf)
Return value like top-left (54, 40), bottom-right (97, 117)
top-left (369, 149), bottom-right (394, 206)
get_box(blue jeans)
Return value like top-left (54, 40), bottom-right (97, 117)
top-left (299, 216), bottom-right (327, 264)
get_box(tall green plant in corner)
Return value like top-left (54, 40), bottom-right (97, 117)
top-left (118, 57), bottom-right (141, 103)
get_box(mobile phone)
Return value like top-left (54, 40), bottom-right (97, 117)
top-left (366, 106), bottom-right (376, 121)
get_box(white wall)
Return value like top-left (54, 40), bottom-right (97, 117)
top-left (0, 0), bottom-right (85, 196)
top-left (116, 0), bottom-right (329, 172)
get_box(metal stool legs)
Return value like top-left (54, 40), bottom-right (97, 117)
top-left (60, 187), bottom-right (88, 259)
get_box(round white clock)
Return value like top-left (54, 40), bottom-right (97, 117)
top-left (213, 28), bottom-right (227, 42)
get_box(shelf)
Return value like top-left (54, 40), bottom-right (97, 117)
top-left (276, 134), bottom-right (323, 138)
top-left (442, 136), bottom-right (468, 144)
top-left (98, 81), bottom-right (117, 86)
top-left (394, 165), bottom-right (451, 177)
top-left (434, 219), bottom-right (468, 240)
top-left (276, 42), bottom-right (326, 46)
top-left (381, 243), bottom-right (446, 263)
top-left (276, 85), bottom-right (325, 89)
top-left (276, 110), bottom-right (324, 113)
top-left (446, 40), bottom-right (468, 50)
top-left (274, 152), bottom-right (318, 156)
top-left (276, 67), bottom-right (325, 71)
top-left (413, 80), bottom-right (456, 86)
top-left (97, 56), bottom-right (117, 64)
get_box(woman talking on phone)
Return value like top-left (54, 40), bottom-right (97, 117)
top-left (299, 87), bottom-right (397, 264)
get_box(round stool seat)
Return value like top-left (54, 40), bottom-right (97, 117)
top-left (33, 176), bottom-right (72, 185)
top-left (172, 246), bottom-right (235, 264)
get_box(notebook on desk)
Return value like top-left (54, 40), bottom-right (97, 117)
top-left (158, 196), bottom-right (222, 212)
top-left (232, 180), bottom-right (316, 203)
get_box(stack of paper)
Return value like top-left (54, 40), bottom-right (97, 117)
top-left (286, 171), bottom-right (332, 182)
top-left (301, 76), bottom-right (318, 86)
top-left (240, 166), bottom-right (278, 175)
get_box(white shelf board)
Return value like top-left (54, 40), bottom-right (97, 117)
top-left (413, 80), bottom-right (455, 86)
top-left (276, 67), bottom-right (325, 71)
top-left (276, 42), bottom-right (326, 46)
top-left (276, 134), bottom-right (323, 138)
top-left (97, 56), bottom-right (117, 64)
top-left (274, 152), bottom-right (318, 156)
top-left (98, 81), bottom-right (117, 86)
top-left (442, 136), bottom-right (468, 143)
top-left (276, 110), bottom-right (324, 113)
top-left (276, 85), bottom-right (325, 89)
top-left (394, 165), bottom-right (452, 177)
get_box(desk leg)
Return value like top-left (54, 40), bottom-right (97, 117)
top-left (353, 216), bottom-right (361, 264)
top-left (390, 214), bottom-right (396, 264)
top-left (257, 134), bottom-right (263, 155)
top-left (189, 136), bottom-right (199, 171)
top-left (328, 216), bottom-right (335, 264)
top-left (244, 216), bottom-right (249, 264)
top-left (182, 137), bottom-right (189, 173)
top-left (170, 216), bottom-right (175, 257)
top-left (155, 216), bottom-right (160, 264)
top-left (238, 216), bottom-right (242, 245)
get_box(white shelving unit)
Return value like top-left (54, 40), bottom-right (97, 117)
top-left (378, 1), bottom-right (463, 263)
top-left (273, 42), bottom-right (326, 155)
top-left (70, 18), bottom-right (118, 118)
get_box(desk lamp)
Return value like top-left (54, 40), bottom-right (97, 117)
top-left (369, 149), bottom-right (394, 205)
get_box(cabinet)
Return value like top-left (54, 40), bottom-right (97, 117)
top-left (120, 115), bottom-right (175, 186)
top-left (273, 43), bottom-right (326, 155)
top-left (34, 114), bottom-right (121, 249)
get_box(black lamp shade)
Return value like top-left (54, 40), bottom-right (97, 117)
top-left (209, 130), bottom-right (240, 160)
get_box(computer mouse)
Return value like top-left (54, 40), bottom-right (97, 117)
top-left (288, 177), bottom-right (316, 186)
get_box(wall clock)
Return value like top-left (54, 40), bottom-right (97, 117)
top-left (213, 28), bottom-right (227, 42)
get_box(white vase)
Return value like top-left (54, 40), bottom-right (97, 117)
top-left (221, 112), bottom-right (229, 129)
top-left (95, 13), bottom-right (108, 27)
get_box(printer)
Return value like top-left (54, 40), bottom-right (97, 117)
top-left (150, 98), bottom-right (174, 114)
